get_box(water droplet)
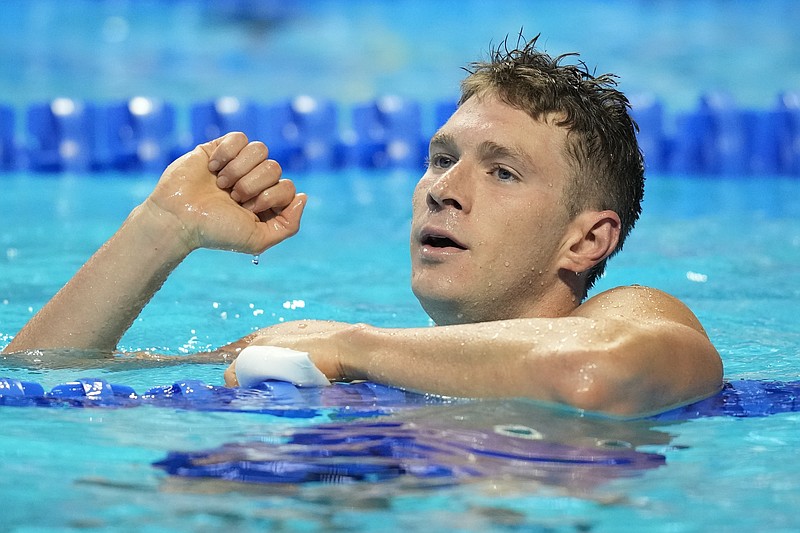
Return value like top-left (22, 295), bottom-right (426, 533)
top-left (252, 255), bottom-right (260, 265)
top-left (504, 261), bottom-right (510, 267)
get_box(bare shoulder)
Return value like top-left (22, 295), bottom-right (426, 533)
top-left (571, 285), bottom-right (722, 415)
top-left (573, 285), bottom-right (709, 337)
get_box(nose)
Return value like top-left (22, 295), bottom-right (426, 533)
top-left (425, 165), bottom-right (469, 212)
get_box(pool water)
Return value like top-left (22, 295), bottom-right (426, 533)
top-left (3, 0), bottom-right (800, 111)
top-left (3, 0), bottom-right (800, 530)
top-left (2, 171), bottom-right (800, 531)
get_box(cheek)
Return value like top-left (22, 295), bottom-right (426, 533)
top-left (483, 213), bottom-right (551, 262)
top-left (410, 181), bottom-right (430, 216)
top-left (411, 186), bottom-right (424, 206)
top-left (413, 173), bottom-right (431, 197)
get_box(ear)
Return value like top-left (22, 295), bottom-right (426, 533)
top-left (558, 210), bottom-right (621, 273)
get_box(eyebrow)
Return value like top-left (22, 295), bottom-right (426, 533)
top-left (476, 140), bottom-right (531, 168)
top-left (429, 132), bottom-right (536, 172)
top-left (429, 131), bottom-right (456, 150)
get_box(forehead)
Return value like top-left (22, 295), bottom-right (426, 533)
top-left (441, 95), bottom-right (569, 153)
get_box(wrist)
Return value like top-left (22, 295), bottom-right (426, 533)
top-left (129, 200), bottom-right (196, 261)
top-left (337, 323), bottom-right (379, 382)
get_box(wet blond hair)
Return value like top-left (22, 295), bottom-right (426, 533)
top-left (460, 34), bottom-right (645, 295)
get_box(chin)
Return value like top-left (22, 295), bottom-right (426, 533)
top-left (412, 287), bottom-right (457, 325)
top-left (412, 288), bottom-right (481, 326)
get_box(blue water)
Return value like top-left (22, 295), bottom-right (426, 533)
top-left (4, 173), bottom-right (798, 375)
top-left (3, 0), bottom-right (800, 531)
top-left (2, 172), bottom-right (800, 532)
top-left (2, 0), bottom-right (800, 112)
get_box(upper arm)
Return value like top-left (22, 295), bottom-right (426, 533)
top-left (565, 286), bottom-right (723, 417)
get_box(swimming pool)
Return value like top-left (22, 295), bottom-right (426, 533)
top-left (2, 171), bottom-right (799, 531)
top-left (3, 0), bottom-right (800, 530)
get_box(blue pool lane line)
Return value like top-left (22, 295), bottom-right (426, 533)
top-left (0, 377), bottom-right (440, 418)
top-left (3, 92), bottom-right (800, 175)
top-left (1, 376), bottom-right (799, 420)
top-left (3, 376), bottom-right (794, 485)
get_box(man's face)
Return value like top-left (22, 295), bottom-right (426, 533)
top-left (410, 94), bottom-right (576, 324)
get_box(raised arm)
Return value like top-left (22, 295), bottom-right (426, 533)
top-left (4, 133), bottom-right (306, 354)
top-left (224, 286), bottom-right (722, 417)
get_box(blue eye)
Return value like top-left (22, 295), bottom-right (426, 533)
top-left (429, 154), bottom-right (456, 169)
top-left (493, 166), bottom-right (518, 182)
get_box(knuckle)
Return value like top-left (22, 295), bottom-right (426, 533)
top-left (229, 131), bottom-right (248, 144)
top-left (280, 179), bottom-right (296, 195)
top-left (249, 140), bottom-right (267, 153)
top-left (236, 180), bottom-right (256, 197)
top-left (246, 141), bottom-right (268, 162)
top-left (264, 159), bottom-right (282, 174)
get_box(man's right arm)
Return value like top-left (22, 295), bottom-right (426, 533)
top-left (3, 132), bottom-right (306, 354)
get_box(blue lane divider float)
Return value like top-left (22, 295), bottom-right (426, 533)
top-left (1, 376), bottom-right (799, 420)
top-left (151, 379), bottom-right (800, 486)
top-left (0, 376), bottom-right (442, 418)
top-left (3, 92), bottom-right (800, 176)
top-left (150, 379), bottom-right (800, 486)
top-left (3, 376), bottom-right (798, 485)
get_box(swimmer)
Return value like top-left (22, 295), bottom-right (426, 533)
top-left (3, 35), bottom-right (722, 417)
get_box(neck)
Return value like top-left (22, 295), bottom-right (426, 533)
top-left (423, 274), bottom-right (584, 325)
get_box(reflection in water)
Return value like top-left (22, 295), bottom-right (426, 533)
top-left (155, 400), bottom-right (673, 493)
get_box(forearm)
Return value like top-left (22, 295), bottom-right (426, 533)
top-left (4, 203), bottom-right (190, 353)
top-left (341, 319), bottom-right (596, 402)
top-left (339, 318), bottom-right (720, 417)
top-left (7, 133), bottom-right (306, 355)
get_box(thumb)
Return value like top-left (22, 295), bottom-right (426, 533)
top-left (224, 360), bottom-right (239, 387)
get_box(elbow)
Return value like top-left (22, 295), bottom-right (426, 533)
top-left (554, 354), bottom-right (724, 419)
top-left (556, 366), bottom-right (634, 417)
top-left (545, 321), bottom-right (724, 418)
top-left (539, 332), bottom-right (643, 416)
top-left (548, 345), bottom-right (654, 418)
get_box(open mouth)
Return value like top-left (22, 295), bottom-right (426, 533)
top-left (421, 233), bottom-right (467, 250)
